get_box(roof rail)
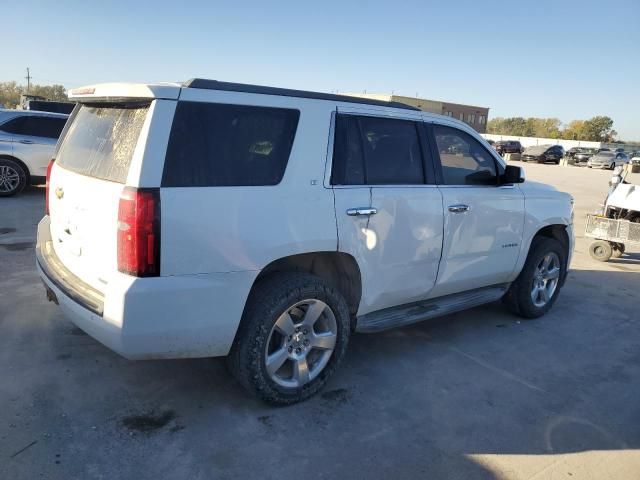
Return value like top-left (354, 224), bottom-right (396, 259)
top-left (182, 78), bottom-right (420, 111)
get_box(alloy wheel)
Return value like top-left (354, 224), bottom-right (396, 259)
top-left (0, 165), bottom-right (20, 193)
top-left (265, 299), bottom-right (337, 388)
top-left (530, 252), bottom-right (561, 308)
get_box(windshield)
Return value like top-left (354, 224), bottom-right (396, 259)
top-left (56, 103), bottom-right (150, 183)
top-left (595, 152), bottom-right (614, 158)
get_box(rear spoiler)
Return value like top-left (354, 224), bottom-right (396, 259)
top-left (68, 83), bottom-right (181, 102)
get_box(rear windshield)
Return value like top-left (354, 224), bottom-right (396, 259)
top-left (56, 103), bottom-right (149, 183)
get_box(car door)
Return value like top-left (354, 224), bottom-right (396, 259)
top-left (6, 116), bottom-right (66, 178)
top-left (427, 122), bottom-right (525, 298)
top-left (329, 109), bottom-right (444, 316)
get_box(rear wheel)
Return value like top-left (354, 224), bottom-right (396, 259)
top-left (0, 158), bottom-right (27, 197)
top-left (589, 240), bottom-right (612, 262)
top-left (610, 162), bottom-right (616, 170)
top-left (504, 237), bottom-right (566, 319)
top-left (228, 272), bottom-right (350, 405)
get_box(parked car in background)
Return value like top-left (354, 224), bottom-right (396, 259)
top-left (522, 145), bottom-right (564, 164)
top-left (564, 147), bottom-right (582, 160)
top-left (494, 140), bottom-right (523, 155)
top-left (36, 79), bottom-right (574, 404)
top-left (0, 109), bottom-right (69, 196)
top-left (587, 151), bottom-right (629, 169)
top-left (572, 148), bottom-right (599, 166)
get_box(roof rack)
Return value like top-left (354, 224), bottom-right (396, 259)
top-left (183, 78), bottom-right (420, 111)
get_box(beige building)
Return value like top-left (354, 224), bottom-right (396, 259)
top-left (342, 93), bottom-right (490, 133)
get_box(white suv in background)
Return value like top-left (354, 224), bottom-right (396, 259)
top-left (0, 109), bottom-right (68, 196)
top-left (36, 79), bottom-right (574, 404)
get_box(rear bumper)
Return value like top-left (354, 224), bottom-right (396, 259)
top-left (36, 222), bottom-right (104, 316)
top-left (36, 216), bottom-right (258, 359)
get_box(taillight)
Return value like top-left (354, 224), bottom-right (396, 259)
top-left (45, 159), bottom-right (54, 215)
top-left (117, 187), bottom-right (161, 277)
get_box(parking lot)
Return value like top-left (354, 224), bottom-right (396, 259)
top-left (1, 163), bottom-right (639, 479)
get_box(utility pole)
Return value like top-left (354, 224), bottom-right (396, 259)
top-left (25, 67), bottom-right (32, 93)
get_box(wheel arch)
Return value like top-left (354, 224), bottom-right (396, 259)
top-left (252, 251), bottom-right (362, 319)
top-left (530, 224), bottom-right (571, 285)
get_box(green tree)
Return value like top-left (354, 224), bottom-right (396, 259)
top-left (0, 81), bottom-right (68, 108)
top-left (562, 120), bottom-right (585, 140)
top-left (488, 115), bottom-right (617, 142)
top-left (581, 116), bottom-right (616, 142)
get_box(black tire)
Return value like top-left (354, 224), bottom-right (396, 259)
top-left (503, 237), bottom-right (567, 319)
top-left (0, 158), bottom-right (27, 197)
top-left (588, 240), bottom-right (612, 262)
top-left (227, 272), bottom-right (350, 405)
top-left (611, 242), bottom-right (625, 258)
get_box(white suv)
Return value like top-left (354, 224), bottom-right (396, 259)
top-left (36, 79), bottom-right (574, 404)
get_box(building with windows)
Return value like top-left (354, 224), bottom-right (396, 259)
top-left (341, 93), bottom-right (490, 133)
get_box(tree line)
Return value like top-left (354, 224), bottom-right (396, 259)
top-left (0, 81), bottom-right (68, 108)
top-left (487, 116), bottom-right (617, 142)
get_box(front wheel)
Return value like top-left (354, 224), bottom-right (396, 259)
top-left (228, 272), bottom-right (351, 405)
top-left (610, 163), bottom-right (616, 170)
top-left (504, 237), bottom-right (566, 319)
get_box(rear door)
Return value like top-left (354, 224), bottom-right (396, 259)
top-left (48, 102), bottom-right (152, 291)
top-left (428, 122), bottom-right (524, 298)
top-left (5, 115), bottom-right (66, 178)
top-left (330, 110), bottom-right (444, 316)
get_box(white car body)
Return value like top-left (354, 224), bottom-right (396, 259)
top-left (0, 109), bottom-right (69, 182)
top-left (36, 80), bottom-right (574, 361)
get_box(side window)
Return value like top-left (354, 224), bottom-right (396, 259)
top-left (433, 125), bottom-right (498, 186)
top-left (162, 102), bottom-right (300, 187)
top-left (42, 118), bottom-right (67, 138)
top-left (331, 115), bottom-right (365, 185)
top-left (25, 117), bottom-right (66, 139)
top-left (0, 117), bottom-right (26, 135)
top-left (0, 116), bottom-right (64, 138)
top-left (331, 114), bottom-right (425, 185)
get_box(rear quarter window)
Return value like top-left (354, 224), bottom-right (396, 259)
top-left (56, 104), bottom-right (149, 183)
top-left (161, 101), bottom-right (300, 187)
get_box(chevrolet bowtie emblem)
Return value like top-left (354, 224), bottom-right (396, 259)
top-left (55, 187), bottom-right (64, 199)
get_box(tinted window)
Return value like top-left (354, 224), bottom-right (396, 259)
top-left (331, 114), bottom-right (425, 185)
top-left (331, 115), bottom-right (365, 185)
top-left (433, 125), bottom-right (498, 186)
top-left (162, 102), bottom-right (299, 187)
top-left (57, 104), bottom-right (149, 183)
top-left (0, 116), bottom-right (66, 138)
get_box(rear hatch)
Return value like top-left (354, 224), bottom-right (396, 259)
top-left (48, 102), bottom-right (150, 292)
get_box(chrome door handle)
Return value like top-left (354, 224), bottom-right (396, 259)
top-left (448, 204), bottom-right (470, 213)
top-left (346, 207), bottom-right (378, 216)
top-left (19, 139), bottom-right (34, 144)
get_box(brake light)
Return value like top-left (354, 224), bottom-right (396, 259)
top-left (45, 159), bottom-right (54, 215)
top-left (117, 187), bottom-right (161, 277)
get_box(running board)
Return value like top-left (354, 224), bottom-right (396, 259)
top-left (355, 284), bottom-right (510, 333)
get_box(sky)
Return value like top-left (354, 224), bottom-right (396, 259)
top-left (3, 0), bottom-right (639, 139)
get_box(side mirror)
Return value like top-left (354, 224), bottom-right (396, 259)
top-left (501, 165), bottom-right (525, 184)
